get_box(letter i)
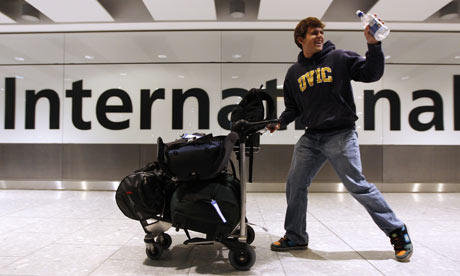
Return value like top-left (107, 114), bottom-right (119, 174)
top-left (5, 77), bottom-right (15, 129)
top-left (454, 75), bottom-right (460, 130)
top-left (316, 68), bottom-right (322, 83)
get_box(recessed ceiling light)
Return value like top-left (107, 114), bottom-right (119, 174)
top-left (178, 75), bottom-right (185, 79)
top-left (120, 72), bottom-right (128, 76)
top-left (22, 14), bottom-right (40, 22)
top-left (14, 57), bottom-right (25, 61)
top-left (157, 54), bottom-right (167, 59)
top-left (231, 76), bottom-right (239, 79)
top-left (401, 76), bottom-right (409, 80)
top-left (84, 55), bottom-right (94, 60)
top-left (455, 56), bottom-right (460, 59)
top-left (15, 75), bottom-right (24, 79)
top-left (230, 0), bottom-right (245, 18)
top-left (385, 55), bottom-right (391, 59)
top-left (232, 54), bottom-right (242, 59)
top-left (22, 3), bottom-right (40, 22)
top-left (440, 1), bottom-right (459, 20)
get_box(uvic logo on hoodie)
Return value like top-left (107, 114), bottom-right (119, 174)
top-left (297, 67), bottom-right (333, 92)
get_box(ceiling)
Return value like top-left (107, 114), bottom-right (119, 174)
top-left (0, 0), bottom-right (460, 32)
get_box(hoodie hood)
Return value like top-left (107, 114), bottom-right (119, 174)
top-left (297, 40), bottom-right (336, 64)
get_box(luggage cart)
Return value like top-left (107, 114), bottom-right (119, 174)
top-left (143, 119), bottom-right (278, 271)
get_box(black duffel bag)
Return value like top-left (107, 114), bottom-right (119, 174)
top-left (170, 174), bottom-right (241, 238)
top-left (115, 162), bottom-right (174, 221)
top-left (157, 132), bottom-right (238, 182)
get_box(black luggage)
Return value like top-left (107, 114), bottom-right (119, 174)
top-left (115, 162), bottom-right (173, 221)
top-left (157, 132), bottom-right (238, 182)
top-left (170, 174), bottom-right (240, 238)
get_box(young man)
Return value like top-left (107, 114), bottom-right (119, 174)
top-left (267, 17), bottom-right (413, 262)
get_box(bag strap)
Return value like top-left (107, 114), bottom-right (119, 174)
top-left (134, 161), bottom-right (158, 173)
top-left (248, 143), bottom-right (254, 182)
top-left (211, 132), bottom-right (238, 176)
top-left (258, 90), bottom-right (276, 120)
top-left (229, 158), bottom-right (237, 180)
top-left (156, 137), bottom-right (170, 175)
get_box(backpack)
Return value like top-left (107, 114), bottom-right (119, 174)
top-left (157, 132), bottom-right (238, 182)
top-left (230, 86), bottom-right (275, 124)
top-left (115, 162), bottom-right (174, 221)
top-left (230, 86), bottom-right (276, 182)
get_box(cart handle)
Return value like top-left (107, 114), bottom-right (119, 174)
top-left (231, 119), bottom-right (279, 136)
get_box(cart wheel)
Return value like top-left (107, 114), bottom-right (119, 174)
top-left (246, 225), bottom-right (255, 245)
top-left (235, 225), bottom-right (255, 244)
top-left (228, 246), bottom-right (256, 271)
top-left (146, 242), bottom-right (164, 260)
top-left (156, 233), bottom-right (172, 249)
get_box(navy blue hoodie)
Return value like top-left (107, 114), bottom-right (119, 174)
top-left (278, 40), bottom-right (384, 133)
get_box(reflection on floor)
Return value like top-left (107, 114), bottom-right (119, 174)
top-left (0, 190), bottom-right (459, 275)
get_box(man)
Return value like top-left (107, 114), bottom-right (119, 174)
top-left (267, 17), bottom-right (413, 262)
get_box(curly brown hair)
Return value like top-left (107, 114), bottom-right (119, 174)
top-left (294, 17), bottom-right (325, 49)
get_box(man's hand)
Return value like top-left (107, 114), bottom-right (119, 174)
top-left (266, 123), bottom-right (280, 133)
top-left (364, 15), bottom-right (384, 45)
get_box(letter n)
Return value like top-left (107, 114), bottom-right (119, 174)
top-left (172, 88), bottom-right (209, 129)
top-left (364, 89), bottom-right (401, 130)
top-left (25, 89), bottom-right (60, 129)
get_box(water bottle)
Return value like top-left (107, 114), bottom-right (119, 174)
top-left (356, 10), bottom-right (390, 41)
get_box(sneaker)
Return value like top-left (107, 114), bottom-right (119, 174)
top-left (390, 224), bottom-right (413, 262)
top-left (270, 235), bottom-right (308, 251)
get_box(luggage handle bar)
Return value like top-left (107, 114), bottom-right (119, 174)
top-left (231, 119), bottom-right (279, 141)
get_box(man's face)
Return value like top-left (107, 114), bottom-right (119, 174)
top-left (298, 27), bottom-right (324, 58)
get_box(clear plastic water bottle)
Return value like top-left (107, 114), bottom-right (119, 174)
top-left (356, 10), bottom-right (390, 41)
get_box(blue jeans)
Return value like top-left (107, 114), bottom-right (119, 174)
top-left (284, 129), bottom-right (404, 245)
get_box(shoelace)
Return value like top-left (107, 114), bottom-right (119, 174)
top-left (390, 235), bottom-right (405, 251)
top-left (279, 235), bottom-right (289, 243)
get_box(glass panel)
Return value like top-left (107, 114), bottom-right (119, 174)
top-left (221, 31), bottom-right (298, 62)
top-left (382, 64), bottom-right (459, 145)
top-left (0, 65), bottom-right (64, 143)
top-left (0, 33), bottom-right (64, 64)
top-left (64, 31), bottom-right (222, 63)
top-left (62, 63), bottom-right (222, 143)
top-left (383, 32), bottom-right (460, 64)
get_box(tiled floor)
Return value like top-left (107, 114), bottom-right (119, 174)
top-left (1, 190), bottom-right (460, 275)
